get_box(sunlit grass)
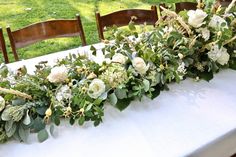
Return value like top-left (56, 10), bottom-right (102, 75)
top-left (0, 0), bottom-right (191, 63)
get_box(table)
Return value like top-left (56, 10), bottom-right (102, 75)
top-left (1, 43), bottom-right (236, 157)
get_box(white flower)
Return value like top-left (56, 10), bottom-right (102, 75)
top-left (88, 79), bottom-right (106, 99)
top-left (197, 27), bottom-right (210, 41)
top-left (217, 49), bottom-right (230, 65)
top-left (47, 65), bottom-right (68, 83)
top-left (112, 53), bottom-right (128, 64)
top-left (187, 9), bottom-right (208, 28)
top-left (177, 62), bottom-right (187, 80)
top-left (56, 85), bottom-right (72, 102)
top-left (0, 96), bottom-right (5, 112)
top-left (103, 58), bottom-right (111, 64)
top-left (163, 26), bottom-right (174, 34)
top-left (132, 57), bottom-right (149, 75)
top-left (208, 45), bottom-right (230, 65)
top-left (177, 62), bottom-right (187, 74)
top-left (178, 53), bottom-right (184, 59)
top-left (209, 15), bottom-right (228, 29)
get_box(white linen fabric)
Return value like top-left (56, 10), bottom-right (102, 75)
top-left (1, 43), bottom-right (236, 157)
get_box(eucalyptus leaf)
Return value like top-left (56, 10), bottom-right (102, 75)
top-left (115, 88), bottom-right (127, 99)
top-left (143, 79), bottom-right (150, 92)
top-left (99, 92), bottom-right (108, 100)
top-left (6, 122), bottom-right (16, 137)
top-left (19, 125), bottom-right (28, 142)
top-left (12, 99), bottom-right (25, 106)
top-left (108, 93), bottom-right (117, 106)
top-left (5, 120), bottom-right (14, 132)
top-left (50, 124), bottom-right (56, 137)
top-left (37, 129), bottom-right (49, 143)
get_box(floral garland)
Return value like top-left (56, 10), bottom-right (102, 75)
top-left (0, 1), bottom-right (236, 143)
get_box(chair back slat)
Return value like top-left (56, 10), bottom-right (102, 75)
top-left (11, 20), bottom-right (81, 48)
top-left (7, 14), bottom-right (86, 61)
top-left (96, 6), bottom-right (157, 40)
top-left (0, 28), bottom-right (9, 63)
top-left (100, 9), bottom-right (157, 28)
top-left (175, 2), bottom-right (198, 13)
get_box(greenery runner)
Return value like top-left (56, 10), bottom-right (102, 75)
top-left (0, 0), bottom-right (236, 143)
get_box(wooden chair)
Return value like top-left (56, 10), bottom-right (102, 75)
top-left (7, 14), bottom-right (86, 61)
top-left (95, 6), bottom-right (158, 40)
top-left (218, 0), bottom-right (232, 7)
top-left (0, 28), bottom-right (9, 63)
top-left (175, 2), bottom-right (198, 13)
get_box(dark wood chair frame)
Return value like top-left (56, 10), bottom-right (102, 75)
top-left (175, 0), bottom-right (231, 13)
top-left (7, 14), bottom-right (86, 61)
top-left (175, 2), bottom-right (199, 13)
top-left (95, 6), bottom-right (158, 40)
top-left (0, 28), bottom-right (9, 64)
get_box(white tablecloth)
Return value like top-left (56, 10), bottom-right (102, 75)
top-left (1, 43), bottom-right (236, 157)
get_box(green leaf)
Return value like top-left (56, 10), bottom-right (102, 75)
top-left (35, 106), bottom-right (47, 116)
top-left (115, 88), bottom-right (127, 99)
top-left (50, 124), bottom-right (56, 137)
top-left (6, 122), bottom-right (16, 137)
top-left (31, 117), bottom-right (45, 132)
top-left (1, 106), bottom-right (11, 121)
top-left (143, 79), bottom-right (150, 92)
top-left (23, 110), bottom-right (31, 125)
top-left (90, 46), bottom-right (97, 56)
top-left (116, 98), bottom-right (132, 111)
top-left (199, 71), bottom-right (213, 82)
top-left (19, 125), bottom-right (28, 142)
top-left (108, 93), bottom-right (117, 106)
top-left (5, 120), bottom-right (14, 132)
top-left (78, 116), bottom-right (85, 126)
top-left (12, 98), bottom-right (25, 106)
top-left (94, 99), bottom-right (103, 105)
top-left (128, 22), bottom-right (136, 31)
top-left (85, 104), bottom-right (93, 112)
top-left (99, 92), bottom-right (108, 100)
top-left (37, 129), bottom-right (49, 143)
top-left (151, 87), bottom-right (161, 100)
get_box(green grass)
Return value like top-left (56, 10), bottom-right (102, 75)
top-left (0, 0), bottom-right (192, 63)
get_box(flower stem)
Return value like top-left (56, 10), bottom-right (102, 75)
top-left (225, 0), bottom-right (236, 14)
top-left (223, 35), bottom-right (236, 45)
top-left (160, 6), bottom-right (192, 36)
top-left (0, 87), bottom-right (32, 100)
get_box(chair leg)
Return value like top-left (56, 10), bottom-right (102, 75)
top-left (95, 12), bottom-right (105, 40)
top-left (0, 28), bottom-right (9, 63)
top-left (6, 26), bottom-right (19, 61)
top-left (76, 14), bottom-right (87, 46)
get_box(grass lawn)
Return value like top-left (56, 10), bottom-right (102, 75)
top-left (0, 0), bottom-right (193, 63)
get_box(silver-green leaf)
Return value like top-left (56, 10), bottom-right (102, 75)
top-left (108, 93), bottom-right (117, 106)
top-left (37, 129), bottom-right (49, 143)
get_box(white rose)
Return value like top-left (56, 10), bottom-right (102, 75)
top-left (0, 96), bottom-right (5, 112)
top-left (132, 57), bottom-right (149, 75)
top-left (112, 53), bottom-right (128, 64)
top-left (187, 9), bottom-right (208, 28)
top-left (217, 49), bottom-right (230, 65)
top-left (197, 27), bottom-right (210, 41)
top-left (209, 15), bottom-right (228, 29)
top-left (208, 45), bottom-right (230, 65)
top-left (56, 85), bottom-right (72, 102)
top-left (88, 79), bottom-right (106, 99)
top-left (47, 65), bottom-right (68, 83)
